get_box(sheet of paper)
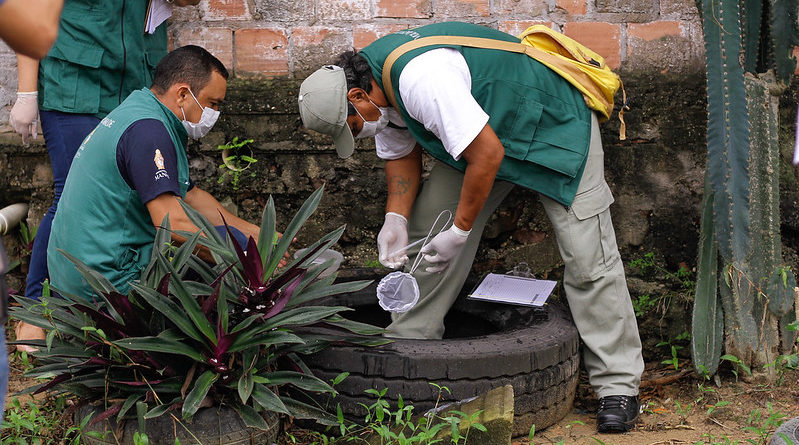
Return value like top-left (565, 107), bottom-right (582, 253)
top-left (145, 0), bottom-right (173, 34)
top-left (468, 273), bottom-right (556, 307)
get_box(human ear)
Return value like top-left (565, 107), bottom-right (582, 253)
top-left (176, 85), bottom-right (191, 107)
top-left (347, 88), bottom-right (369, 104)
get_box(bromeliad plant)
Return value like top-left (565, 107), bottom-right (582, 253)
top-left (10, 186), bottom-right (386, 432)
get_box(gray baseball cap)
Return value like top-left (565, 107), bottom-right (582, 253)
top-left (298, 65), bottom-right (354, 158)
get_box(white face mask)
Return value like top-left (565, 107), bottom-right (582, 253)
top-left (181, 88), bottom-right (220, 139)
top-left (352, 100), bottom-right (390, 139)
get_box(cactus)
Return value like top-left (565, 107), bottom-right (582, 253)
top-left (691, 176), bottom-right (723, 377)
top-left (693, 0), bottom-right (799, 378)
top-left (771, 0), bottom-right (799, 87)
top-left (701, 0), bottom-right (750, 264)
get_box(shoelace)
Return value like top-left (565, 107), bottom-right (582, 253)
top-left (599, 396), bottom-right (633, 412)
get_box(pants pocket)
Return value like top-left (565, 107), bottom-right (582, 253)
top-left (562, 183), bottom-right (620, 282)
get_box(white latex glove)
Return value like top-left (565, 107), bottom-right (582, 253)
top-left (420, 224), bottom-right (470, 273)
top-left (9, 92), bottom-right (39, 146)
top-left (377, 212), bottom-right (409, 269)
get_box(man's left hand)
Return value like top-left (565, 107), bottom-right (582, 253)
top-left (420, 225), bottom-right (470, 273)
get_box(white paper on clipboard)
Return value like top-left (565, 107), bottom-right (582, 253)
top-left (468, 273), bottom-right (556, 307)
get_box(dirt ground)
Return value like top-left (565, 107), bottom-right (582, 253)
top-left (4, 340), bottom-right (799, 444)
top-left (517, 362), bottom-right (799, 445)
top-left (276, 360), bottom-right (799, 445)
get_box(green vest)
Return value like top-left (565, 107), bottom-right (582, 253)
top-left (39, 0), bottom-right (168, 117)
top-left (48, 88), bottom-right (189, 300)
top-left (360, 22), bottom-right (592, 206)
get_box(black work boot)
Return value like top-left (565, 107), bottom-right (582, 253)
top-left (596, 395), bottom-right (639, 433)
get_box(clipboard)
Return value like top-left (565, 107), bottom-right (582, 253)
top-left (467, 273), bottom-right (556, 307)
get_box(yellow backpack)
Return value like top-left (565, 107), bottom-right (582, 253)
top-left (517, 25), bottom-right (627, 137)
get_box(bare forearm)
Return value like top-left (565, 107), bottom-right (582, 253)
top-left (16, 55), bottom-right (39, 92)
top-left (456, 125), bottom-right (504, 231)
top-left (0, 0), bottom-right (62, 60)
top-left (385, 145), bottom-right (422, 218)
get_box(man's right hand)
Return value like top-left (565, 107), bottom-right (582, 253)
top-left (377, 212), bottom-right (409, 269)
top-left (9, 92), bottom-right (38, 145)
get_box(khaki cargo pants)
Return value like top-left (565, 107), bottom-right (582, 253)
top-left (385, 114), bottom-right (644, 397)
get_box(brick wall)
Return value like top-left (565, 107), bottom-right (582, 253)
top-left (0, 0), bottom-right (709, 137)
top-left (166, 0), bottom-right (704, 77)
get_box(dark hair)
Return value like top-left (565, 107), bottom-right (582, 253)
top-left (333, 50), bottom-right (373, 116)
top-left (151, 45), bottom-right (229, 94)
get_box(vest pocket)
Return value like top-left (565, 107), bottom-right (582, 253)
top-left (493, 94), bottom-right (543, 161)
top-left (42, 37), bottom-right (104, 114)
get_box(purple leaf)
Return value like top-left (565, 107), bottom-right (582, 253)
top-left (157, 274), bottom-right (171, 296)
top-left (33, 373), bottom-right (73, 394)
top-left (89, 403), bottom-right (123, 426)
top-left (212, 315), bottom-right (237, 360)
top-left (263, 269), bottom-right (306, 319)
top-left (202, 263), bottom-right (235, 316)
top-left (258, 266), bottom-right (305, 305)
top-left (220, 214), bottom-right (259, 286)
top-left (245, 236), bottom-right (263, 281)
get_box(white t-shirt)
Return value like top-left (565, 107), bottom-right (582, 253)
top-left (374, 48), bottom-right (490, 161)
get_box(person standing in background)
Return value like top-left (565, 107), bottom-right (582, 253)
top-left (7, 0), bottom-right (201, 349)
top-left (0, 0), bottom-right (63, 423)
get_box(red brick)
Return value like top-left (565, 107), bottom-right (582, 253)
top-left (202, 0), bottom-right (251, 21)
top-left (498, 20), bottom-right (553, 38)
top-left (556, 0), bottom-right (587, 15)
top-left (628, 21), bottom-right (685, 41)
top-left (353, 24), bottom-right (409, 49)
top-left (376, 0), bottom-right (431, 18)
top-left (563, 22), bottom-right (621, 68)
top-left (175, 27), bottom-right (233, 70)
top-left (434, 0), bottom-right (490, 17)
top-left (235, 28), bottom-right (289, 76)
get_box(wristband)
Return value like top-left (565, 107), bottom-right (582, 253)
top-left (16, 92), bottom-right (37, 98)
top-left (451, 224), bottom-right (471, 237)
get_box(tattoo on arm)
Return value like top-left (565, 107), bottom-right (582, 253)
top-left (388, 175), bottom-right (410, 196)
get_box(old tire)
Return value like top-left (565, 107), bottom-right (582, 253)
top-left (75, 404), bottom-right (280, 445)
top-left (771, 416), bottom-right (799, 445)
top-left (300, 280), bottom-right (580, 436)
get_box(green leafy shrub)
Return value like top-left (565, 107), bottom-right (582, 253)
top-left (10, 186), bottom-right (386, 434)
